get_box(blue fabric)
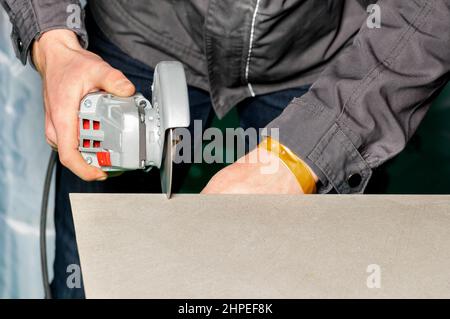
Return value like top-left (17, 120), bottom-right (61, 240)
top-left (50, 11), bottom-right (310, 298)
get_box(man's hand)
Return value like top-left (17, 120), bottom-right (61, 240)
top-left (202, 147), bottom-right (315, 194)
top-left (32, 29), bottom-right (135, 181)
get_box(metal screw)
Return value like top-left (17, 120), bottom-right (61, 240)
top-left (84, 99), bottom-right (92, 108)
top-left (174, 135), bottom-right (182, 144)
top-left (139, 100), bottom-right (148, 108)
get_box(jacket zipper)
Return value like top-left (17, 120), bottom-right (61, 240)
top-left (245, 0), bottom-right (261, 97)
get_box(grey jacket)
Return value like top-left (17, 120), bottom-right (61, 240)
top-left (2, 0), bottom-right (450, 194)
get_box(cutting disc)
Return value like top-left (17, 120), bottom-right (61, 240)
top-left (160, 128), bottom-right (176, 199)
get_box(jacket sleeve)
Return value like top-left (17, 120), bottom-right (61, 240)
top-left (0, 0), bottom-right (88, 65)
top-left (266, 0), bottom-right (450, 194)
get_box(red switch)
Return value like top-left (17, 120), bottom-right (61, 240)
top-left (83, 139), bottom-right (90, 148)
top-left (83, 119), bottom-right (90, 130)
top-left (93, 121), bottom-right (100, 130)
top-left (97, 152), bottom-right (111, 167)
top-left (93, 141), bottom-right (101, 148)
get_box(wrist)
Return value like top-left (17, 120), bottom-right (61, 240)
top-left (32, 29), bottom-right (83, 74)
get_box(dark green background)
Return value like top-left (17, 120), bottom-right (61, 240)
top-left (180, 84), bottom-right (450, 194)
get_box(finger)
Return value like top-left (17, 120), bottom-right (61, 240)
top-left (46, 138), bottom-right (58, 151)
top-left (90, 63), bottom-right (135, 97)
top-left (45, 113), bottom-right (58, 146)
top-left (52, 92), bottom-right (107, 182)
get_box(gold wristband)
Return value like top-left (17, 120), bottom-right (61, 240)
top-left (259, 137), bottom-right (317, 194)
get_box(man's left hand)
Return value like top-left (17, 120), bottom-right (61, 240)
top-left (201, 147), bottom-right (306, 194)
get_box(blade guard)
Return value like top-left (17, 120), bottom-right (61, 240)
top-left (151, 61), bottom-right (191, 198)
top-left (145, 61), bottom-right (190, 169)
top-left (153, 61), bottom-right (190, 131)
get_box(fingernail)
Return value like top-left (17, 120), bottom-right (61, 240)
top-left (97, 176), bottom-right (108, 182)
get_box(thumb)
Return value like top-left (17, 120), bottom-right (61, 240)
top-left (93, 64), bottom-right (135, 97)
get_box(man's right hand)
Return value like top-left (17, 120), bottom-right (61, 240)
top-left (32, 29), bottom-right (135, 181)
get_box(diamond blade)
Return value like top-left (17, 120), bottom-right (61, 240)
top-left (160, 128), bottom-right (176, 199)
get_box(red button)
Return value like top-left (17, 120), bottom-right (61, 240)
top-left (93, 141), bottom-right (101, 148)
top-left (97, 152), bottom-right (111, 167)
top-left (93, 121), bottom-right (100, 130)
top-left (83, 119), bottom-right (90, 130)
top-left (83, 139), bottom-right (90, 148)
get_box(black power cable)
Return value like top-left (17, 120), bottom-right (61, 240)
top-left (40, 150), bottom-right (57, 299)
